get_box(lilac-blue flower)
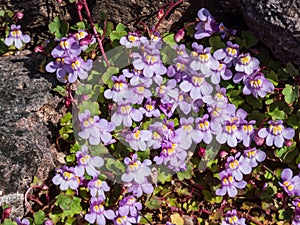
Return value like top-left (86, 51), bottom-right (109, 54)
top-left (113, 212), bottom-right (138, 225)
top-left (189, 43), bottom-right (219, 74)
top-left (64, 55), bottom-right (93, 83)
top-left (87, 177), bottom-right (110, 199)
top-left (258, 120), bottom-right (295, 148)
top-left (120, 32), bottom-right (141, 48)
top-left (154, 140), bottom-right (187, 172)
top-left (225, 152), bottom-right (252, 181)
top-left (171, 91), bottom-right (193, 115)
top-left (125, 83), bottom-right (152, 104)
top-left (123, 68), bottom-right (152, 86)
top-left (215, 170), bottom-right (247, 197)
top-left (104, 75), bottom-right (129, 102)
top-left (111, 100), bottom-right (143, 127)
top-left (125, 128), bottom-right (152, 151)
top-left (221, 209), bottom-right (246, 225)
top-left (85, 197), bottom-right (115, 225)
top-left (156, 79), bottom-right (179, 104)
top-left (234, 53), bottom-right (260, 76)
top-left (213, 41), bottom-right (239, 66)
top-left (176, 117), bottom-right (198, 149)
top-left (45, 53), bottom-right (70, 83)
top-left (192, 114), bottom-right (213, 144)
top-left (74, 145), bottom-right (104, 177)
top-left (194, 8), bottom-right (219, 40)
top-left (239, 148), bottom-right (266, 168)
top-left (4, 24), bottom-right (30, 49)
top-left (119, 195), bottom-right (142, 217)
top-left (279, 168), bottom-right (300, 197)
top-left (52, 166), bottom-right (80, 191)
top-left (243, 69), bottom-right (274, 98)
top-left (215, 120), bottom-right (240, 147)
top-left (140, 98), bottom-right (160, 118)
top-left (236, 120), bottom-right (256, 147)
top-left (51, 37), bottom-right (81, 57)
top-left (126, 178), bottom-right (154, 198)
top-left (121, 154), bottom-right (152, 184)
top-left (15, 218), bottom-right (30, 225)
top-left (209, 62), bottom-right (233, 84)
top-left (179, 70), bottom-right (213, 101)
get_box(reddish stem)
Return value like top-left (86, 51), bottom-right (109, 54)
top-left (76, 1), bottom-right (83, 21)
top-left (154, 0), bottom-right (184, 31)
top-left (80, 0), bottom-right (110, 67)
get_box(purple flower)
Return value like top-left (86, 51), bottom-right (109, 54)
top-left (236, 120), bottom-right (256, 147)
top-left (258, 120), bottom-right (295, 148)
top-left (4, 24), bottom-right (30, 49)
top-left (210, 62), bottom-right (233, 84)
top-left (52, 166), bottom-right (80, 191)
top-left (189, 43), bottom-right (219, 74)
top-left (123, 69), bottom-right (152, 86)
top-left (64, 56), bottom-right (93, 83)
top-left (87, 177), bottom-right (110, 198)
top-left (104, 75), bottom-right (129, 102)
top-left (216, 120), bottom-right (240, 147)
top-left (113, 212), bottom-right (138, 225)
top-left (120, 32), bottom-right (141, 48)
top-left (234, 53), bottom-right (260, 77)
top-left (126, 83), bottom-right (152, 104)
top-left (175, 117), bottom-right (198, 149)
top-left (122, 154), bottom-right (152, 184)
top-left (132, 47), bottom-right (167, 84)
top-left (125, 128), bottom-right (152, 151)
top-left (111, 100), bottom-right (143, 127)
top-left (225, 153), bottom-right (252, 181)
top-left (119, 195), bottom-right (142, 217)
top-left (51, 37), bottom-right (81, 57)
top-left (45, 53), bottom-right (70, 82)
top-left (194, 8), bottom-right (219, 39)
top-left (15, 218), bottom-right (30, 225)
top-left (213, 41), bottom-right (239, 66)
top-left (74, 145), bottom-right (104, 177)
top-left (156, 79), bottom-right (179, 104)
top-left (222, 209), bottom-right (246, 225)
top-left (180, 71), bottom-right (213, 101)
top-left (202, 85), bottom-right (228, 108)
top-left (154, 140), bottom-right (187, 172)
top-left (239, 148), bottom-right (266, 168)
top-left (192, 114), bottom-right (213, 144)
top-left (85, 197), bottom-right (115, 225)
top-left (243, 69), bottom-right (274, 98)
top-left (215, 170), bottom-right (247, 197)
top-left (140, 98), bottom-right (160, 118)
top-left (126, 178), bottom-right (154, 197)
top-left (279, 168), bottom-right (300, 196)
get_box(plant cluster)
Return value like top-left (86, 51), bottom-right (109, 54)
top-left (1, 1), bottom-right (300, 225)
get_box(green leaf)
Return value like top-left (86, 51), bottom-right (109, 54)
top-left (78, 100), bottom-right (100, 115)
top-left (105, 21), bottom-right (114, 36)
top-left (264, 70), bottom-right (278, 86)
top-left (110, 23), bottom-right (127, 41)
top-left (284, 62), bottom-right (299, 77)
top-left (101, 66), bottom-right (119, 87)
top-left (163, 32), bottom-right (176, 46)
top-left (282, 84), bottom-right (298, 104)
top-left (106, 158), bottom-right (125, 174)
top-left (177, 163), bottom-right (193, 180)
top-left (157, 169), bottom-right (172, 184)
top-left (145, 196), bottom-right (161, 210)
top-left (53, 85), bottom-right (67, 97)
top-left (209, 36), bottom-right (226, 52)
top-left (227, 89), bottom-right (245, 108)
top-left (139, 213), bottom-right (153, 224)
top-left (48, 16), bottom-right (69, 39)
top-left (55, 193), bottom-right (82, 220)
top-left (245, 95), bottom-right (262, 109)
top-left (0, 38), bottom-right (8, 55)
top-left (2, 219), bottom-right (17, 225)
top-left (248, 110), bottom-right (265, 126)
top-left (33, 210), bottom-right (46, 225)
top-left (161, 45), bottom-right (177, 65)
top-left (268, 107), bottom-right (286, 120)
top-left (241, 30), bottom-right (259, 48)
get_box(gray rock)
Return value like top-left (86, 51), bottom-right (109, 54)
top-left (227, 0), bottom-right (300, 67)
top-left (0, 54), bottom-right (65, 218)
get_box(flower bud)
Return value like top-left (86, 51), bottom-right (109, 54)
top-left (76, 2), bottom-right (83, 11)
top-left (254, 133), bottom-right (264, 146)
top-left (276, 192), bottom-right (283, 199)
top-left (157, 9), bottom-right (164, 19)
top-left (174, 29), bottom-right (185, 42)
top-left (197, 147), bottom-right (206, 157)
top-left (14, 11), bottom-right (24, 20)
top-left (1, 207), bottom-right (12, 220)
top-left (34, 46), bottom-right (44, 53)
top-left (285, 139), bottom-right (293, 147)
top-left (219, 151), bottom-right (228, 158)
top-left (57, 0), bottom-right (63, 3)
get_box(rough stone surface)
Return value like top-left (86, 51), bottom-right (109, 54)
top-left (228, 0), bottom-right (300, 67)
top-left (0, 54), bottom-right (65, 218)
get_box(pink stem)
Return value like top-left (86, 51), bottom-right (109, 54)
top-left (81, 0), bottom-right (110, 67)
top-left (154, 0), bottom-right (184, 31)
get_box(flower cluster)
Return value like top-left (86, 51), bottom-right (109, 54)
top-left (45, 30), bottom-right (94, 83)
top-left (221, 209), bottom-right (246, 225)
top-left (216, 148), bottom-right (266, 197)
